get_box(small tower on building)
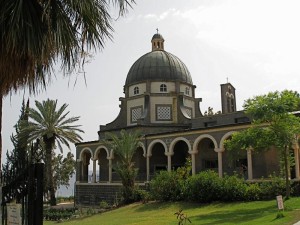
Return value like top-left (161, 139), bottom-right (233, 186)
top-left (151, 29), bottom-right (165, 51)
top-left (221, 83), bottom-right (236, 113)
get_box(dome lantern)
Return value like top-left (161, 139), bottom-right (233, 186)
top-left (151, 29), bottom-right (164, 51)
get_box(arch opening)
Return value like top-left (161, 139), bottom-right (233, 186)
top-left (133, 146), bottom-right (147, 181)
top-left (80, 149), bottom-right (92, 183)
top-left (195, 138), bottom-right (218, 173)
top-left (172, 140), bottom-right (189, 170)
top-left (96, 148), bottom-right (109, 182)
top-left (149, 142), bottom-right (167, 179)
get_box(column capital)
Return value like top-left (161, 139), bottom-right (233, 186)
top-left (246, 146), bottom-right (254, 151)
top-left (247, 148), bottom-right (253, 155)
top-left (293, 142), bottom-right (299, 150)
top-left (188, 150), bottom-right (198, 155)
top-left (165, 152), bottom-right (173, 156)
top-left (214, 148), bottom-right (224, 153)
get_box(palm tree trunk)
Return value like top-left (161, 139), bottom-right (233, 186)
top-left (284, 145), bottom-right (291, 198)
top-left (0, 94), bottom-right (2, 177)
top-left (44, 136), bottom-right (57, 206)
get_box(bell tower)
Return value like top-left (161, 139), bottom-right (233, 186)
top-left (221, 83), bottom-right (236, 114)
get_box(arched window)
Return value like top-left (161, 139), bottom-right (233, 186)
top-left (160, 84), bottom-right (167, 92)
top-left (134, 86), bottom-right (139, 95)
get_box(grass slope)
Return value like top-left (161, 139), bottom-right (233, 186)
top-left (45, 197), bottom-right (300, 225)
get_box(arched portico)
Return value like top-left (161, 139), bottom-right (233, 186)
top-left (169, 137), bottom-right (191, 172)
top-left (193, 134), bottom-right (218, 175)
top-left (133, 144), bottom-right (147, 181)
top-left (220, 131), bottom-right (252, 179)
top-left (193, 134), bottom-right (218, 152)
top-left (147, 139), bottom-right (168, 181)
top-left (79, 147), bottom-right (93, 161)
top-left (93, 146), bottom-right (110, 183)
top-left (78, 147), bottom-right (93, 183)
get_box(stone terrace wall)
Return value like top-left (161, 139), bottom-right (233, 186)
top-left (75, 184), bottom-right (122, 206)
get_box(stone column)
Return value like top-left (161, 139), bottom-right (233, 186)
top-left (82, 160), bottom-right (89, 182)
top-left (108, 157), bottom-right (112, 183)
top-left (217, 152), bottom-right (223, 178)
top-left (247, 148), bottom-right (253, 180)
top-left (98, 162), bottom-right (101, 182)
top-left (294, 143), bottom-right (300, 179)
top-left (166, 152), bottom-right (172, 172)
top-left (214, 148), bottom-right (224, 178)
top-left (189, 151), bottom-right (197, 175)
top-left (146, 155), bottom-right (150, 182)
top-left (92, 159), bottom-right (96, 183)
top-left (76, 159), bottom-right (82, 182)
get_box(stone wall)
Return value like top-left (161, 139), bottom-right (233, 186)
top-left (75, 184), bottom-right (122, 206)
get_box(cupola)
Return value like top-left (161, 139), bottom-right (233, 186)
top-left (151, 30), bottom-right (165, 51)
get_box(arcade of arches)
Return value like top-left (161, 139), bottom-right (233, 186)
top-left (76, 131), bottom-right (300, 184)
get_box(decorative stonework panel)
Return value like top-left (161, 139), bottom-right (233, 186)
top-left (131, 106), bottom-right (143, 123)
top-left (185, 107), bottom-right (192, 118)
top-left (156, 105), bottom-right (172, 121)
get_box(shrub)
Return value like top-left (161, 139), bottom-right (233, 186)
top-left (291, 180), bottom-right (300, 196)
top-left (99, 200), bottom-right (109, 209)
top-left (150, 169), bottom-right (293, 203)
top-left (245, 183), bottom-right (262, 201)
top-left (68, 195), bottom-right (74, 202)
top-left (176, 157), bottom-right (192, 180)
top-left (150, 170), bottom-right (184, 201)
top-left (86, 207), bottom-right (96, 215)
top-left (221, 174), bottom-right (247, 201)
top-left (133, 189), bottom-right (152, 203)
top-left (185, 170), bottom-right (222, 203)
top-left (120, 185), bottom-right (136, 204)
top-left (44, 208), bottom-right (76, 221)
top-left (259, 175), bottom-right (286, 200)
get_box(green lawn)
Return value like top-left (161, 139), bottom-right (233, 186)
top-left (44, 197), bottom-right (300, 225)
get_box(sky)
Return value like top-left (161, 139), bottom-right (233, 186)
top-left (3, 0), bottom-right (300, 164)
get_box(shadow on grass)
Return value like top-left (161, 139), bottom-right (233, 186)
top-left (190, 205), bottom-right (277, 225)
top-left (132, 201), bottom-right (205, 212)
top-left (132, 200), bottom-right (273, 213)
top-left (130, 200), bottom-right (288, 225)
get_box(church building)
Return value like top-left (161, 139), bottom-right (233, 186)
top-left (75, 33), bottom-right (300, 205)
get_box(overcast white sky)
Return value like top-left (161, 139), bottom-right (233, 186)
top-left (3, 0), bottom-right (300, 163)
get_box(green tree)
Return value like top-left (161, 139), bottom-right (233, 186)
top-left (225, 90), bottom-right (300, 198)
top-left (2, 99), bottom-right (30, 184)
top-left (105, 129), bottom-right (141, 203)
top-left (53, 152), bottom-right (76, 193)
top-left (21, 99), bottom-right (83, 205)
top-left (0, 0), bottom-right (135, 173)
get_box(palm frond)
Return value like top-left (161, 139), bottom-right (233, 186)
top-left (1, 0), bottom-right (133, 95)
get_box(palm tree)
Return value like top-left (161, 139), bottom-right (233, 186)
top-left (21, 99), bottom-right (84, 205)
top-left (0, 0), bottom-right (134, 172)
top-left (105, 129), bottom-right (141, 203)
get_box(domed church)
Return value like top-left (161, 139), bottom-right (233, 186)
top-left (75, 33), bottom-right (300, 205)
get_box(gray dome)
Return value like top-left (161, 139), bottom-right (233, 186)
top-left (125, 50), bottom-right (193, 86)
